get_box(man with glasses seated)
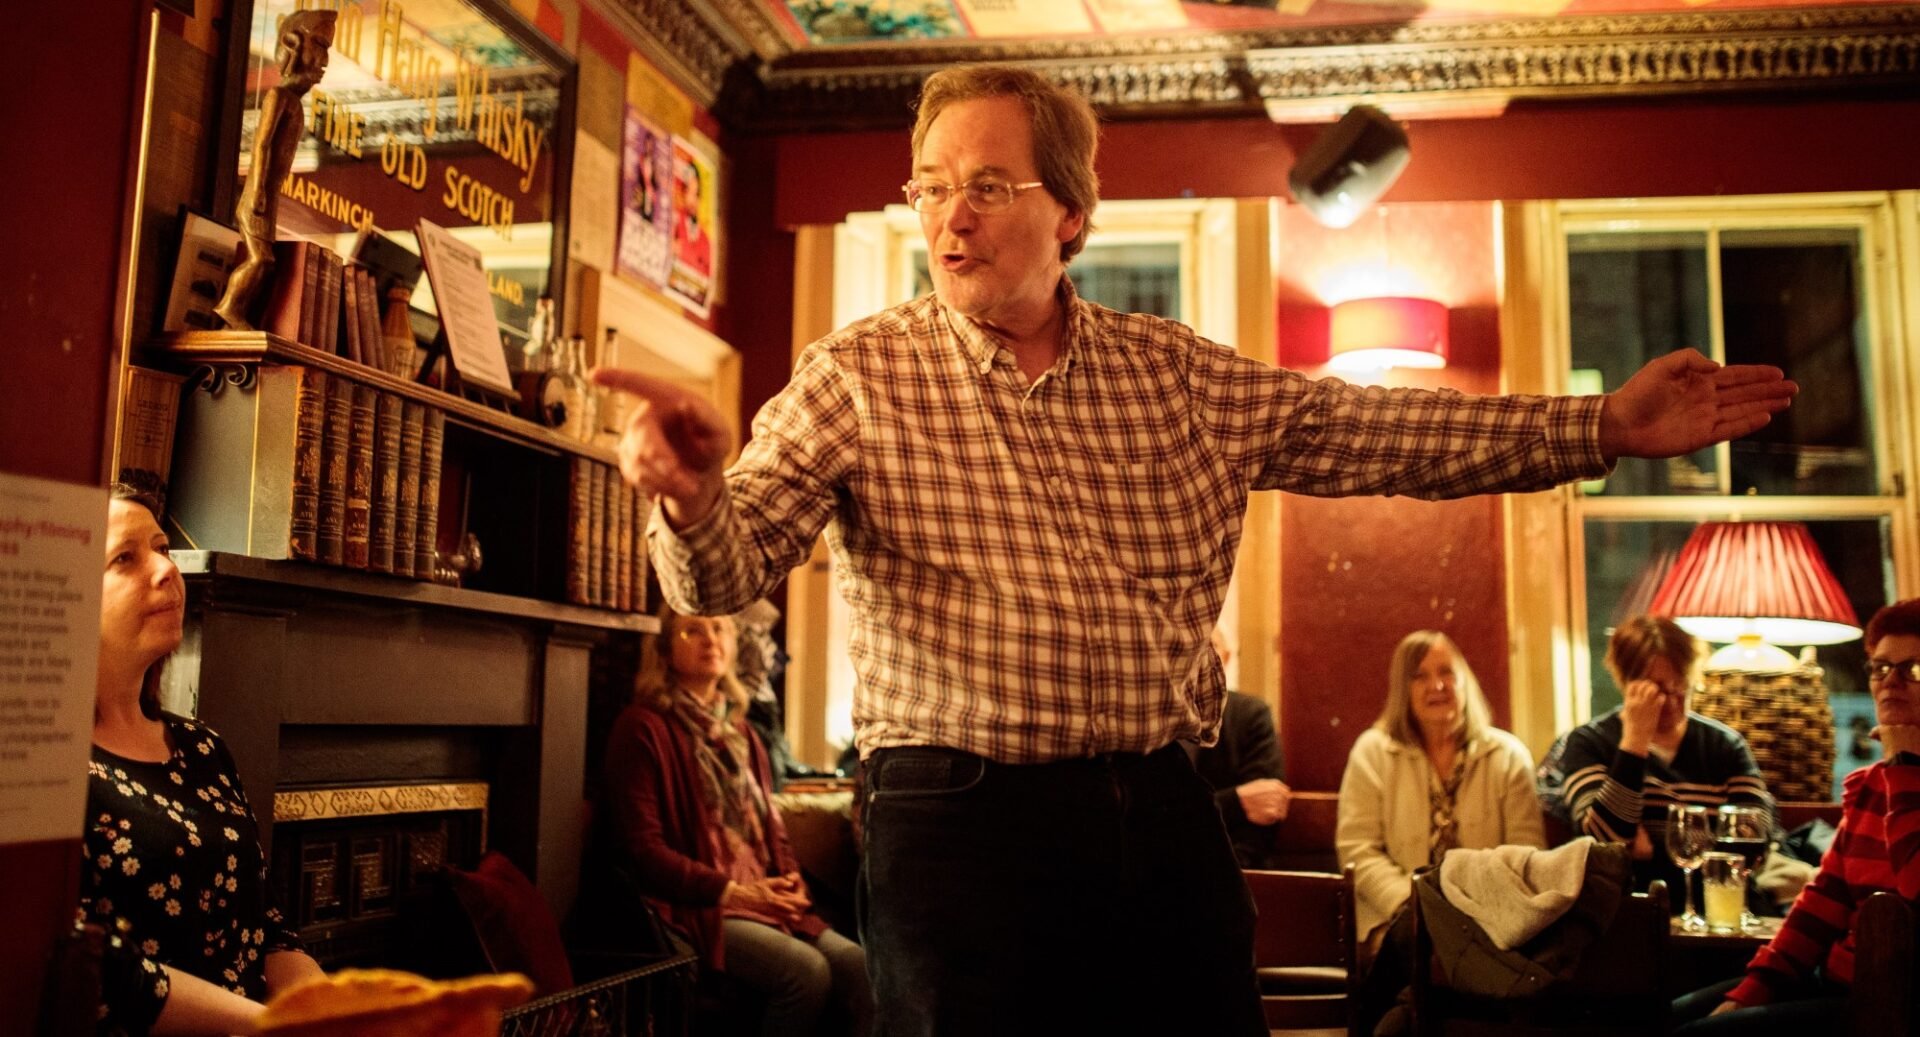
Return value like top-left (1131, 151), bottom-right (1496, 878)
top-left (1670, 598), bottom-right (1920, 1033)
top-left (1555, 615), bottom-right (1775, 894)
top-left (593, 64), bottom-right (1796, 1036)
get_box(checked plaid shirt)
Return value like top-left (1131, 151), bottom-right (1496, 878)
top-left (651, 279), bottom-right (1609, 764)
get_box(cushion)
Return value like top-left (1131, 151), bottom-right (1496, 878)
top-left (443, 851), bottom-right (574, 996)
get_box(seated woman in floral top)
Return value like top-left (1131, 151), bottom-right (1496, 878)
top-left (80, 486), bottom-right (322, 1035)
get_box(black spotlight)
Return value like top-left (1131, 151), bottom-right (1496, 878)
top-left (1287, 105), bottom-right (1410, 229)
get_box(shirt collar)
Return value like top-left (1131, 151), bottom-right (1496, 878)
top-left (938, 275), bottom-right (1089, 378)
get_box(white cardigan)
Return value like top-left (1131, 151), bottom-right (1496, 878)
top-left (1336, 726), bottom-right (1546, 941)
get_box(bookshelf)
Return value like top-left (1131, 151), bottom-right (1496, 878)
top-left (144, 329), bottom-right (649, 613)
top-left (137, 331), bottom-right (660, 929)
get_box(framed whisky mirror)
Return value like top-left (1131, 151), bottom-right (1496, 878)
top-left (216, 0), bottom-right (575, 363)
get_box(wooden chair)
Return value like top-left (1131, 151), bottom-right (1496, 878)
top-left (1853, 891), bottom-right (1918, 1037)
top-left (1408, 878), bottom-right (1669, 1037)
top-left (1244, 865), bottom-right (1358, 1034)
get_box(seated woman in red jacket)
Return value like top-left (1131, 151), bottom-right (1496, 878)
top-left (603, 607), bottom-right (869, 1036)
top-left (1671, 596), bottom-right (1920, 1034)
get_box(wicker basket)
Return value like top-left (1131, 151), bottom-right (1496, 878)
top-left (1693, 667), bottom-right (1837, 802)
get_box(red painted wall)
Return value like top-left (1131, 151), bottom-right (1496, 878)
top-left (772, 95), bottom-right (1920, 227)
top-left (0, 1), bottom-right (142, 1030)
top-left (1271, 202), bottom-right (1512, 790)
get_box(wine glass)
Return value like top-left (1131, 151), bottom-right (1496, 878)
top-left (1715, 804), bottom-right (1771, 931)
top-left (1665, 804), bottom-right (1717, 932)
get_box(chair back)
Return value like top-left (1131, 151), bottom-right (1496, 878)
top-left (1852, 891), bottom-right (1919, 1037)
top-left (1410, 876), bottom-right (1669, 1037)
top-left (1244, 865), bottom-right (1357, 1033)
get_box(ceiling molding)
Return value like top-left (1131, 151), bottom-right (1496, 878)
top-left (609, 2), bottom-right (1920, 132)
top-left (1250, 7), bottom-right (1920, 121)
top-left (603, 0), bottom-right (745, 108)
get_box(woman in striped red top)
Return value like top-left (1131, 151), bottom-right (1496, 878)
top-left (1671, 598), bottom-right (1920, 1033)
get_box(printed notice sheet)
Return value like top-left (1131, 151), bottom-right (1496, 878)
top-left (415, 217), bottom-right (518, 395)
top-left (0, 473), bottom-right (104, 846)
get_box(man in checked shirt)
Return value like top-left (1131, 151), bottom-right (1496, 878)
top-left (595, 65), bottom-right (1797, 1036)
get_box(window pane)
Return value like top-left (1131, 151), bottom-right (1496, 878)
top-left (1567, 232), bottom-right (1715, 495)
top-left (1720, 228), bottom-right (1875, 495)
top-left (1581, 516), bottom-right (1890, 799)
top-left (910, 241), bottom-right (1184, 320)
top-left (1072, 243), bottom-right (1182, 320)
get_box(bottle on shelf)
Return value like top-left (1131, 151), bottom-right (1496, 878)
top-left (381, 286), bottom-right (418, 379)
top-left (551, 334), bottom-right (597, 443)
top-left (523, 296), bottom-right (556, 373)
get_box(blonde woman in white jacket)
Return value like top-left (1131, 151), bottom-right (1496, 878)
top-left (1337, 630), bottom-right (1546, 954)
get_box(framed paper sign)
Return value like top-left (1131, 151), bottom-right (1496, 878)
top-left (417, 218), bottom-right (517, 395)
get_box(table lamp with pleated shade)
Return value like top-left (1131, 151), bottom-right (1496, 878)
top-left (1646, 520), bottom-right (1862, 672)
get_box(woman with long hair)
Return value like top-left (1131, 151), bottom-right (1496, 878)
top-left (81, 485), bottom-right (322, 1034)
top-left (1337, 630), bottom-right (1545, 950)
top-left (602, 606), bottom-right (869, 1036)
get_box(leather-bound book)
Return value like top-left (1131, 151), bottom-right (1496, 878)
top-left (344, 382), bottom-right (376, 568)
top-left (368, 389), bottom-right (401, 574)
top-left (316, 371), bottom-right (352, 566)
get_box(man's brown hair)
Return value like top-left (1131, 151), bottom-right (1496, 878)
top-left (1605, 615), bottom-right (1701, 687)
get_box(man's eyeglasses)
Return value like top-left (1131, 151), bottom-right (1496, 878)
top-left (1867, 658), bottom-right (1920, 685)
top-left (902, 177), bottom-right (1046, 215)
top-left (674, 624), bottom-right (731, 642)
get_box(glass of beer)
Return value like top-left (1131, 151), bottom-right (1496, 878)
top-left (1699, 851), bottom-right (1747, 933)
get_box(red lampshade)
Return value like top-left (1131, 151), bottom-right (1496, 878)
top-left (1646, 521), bottom-right (1862, 647)
top-left (1328, 297), bottom-right (1448, 373)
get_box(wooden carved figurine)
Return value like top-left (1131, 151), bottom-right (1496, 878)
top-left (214, 9), bottom-right (335, 331)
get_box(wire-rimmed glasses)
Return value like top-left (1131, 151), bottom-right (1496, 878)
top-left (901, 177), bottom-right (1046, 215)
top-left (1665, 804), bottom-right (1717, 932)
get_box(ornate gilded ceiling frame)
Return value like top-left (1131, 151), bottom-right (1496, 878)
top-left (1248, 5), bottom-right (1920, 121)
top-left (608, 3), bottom-right (1920, 132)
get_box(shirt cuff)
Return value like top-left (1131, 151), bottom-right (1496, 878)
top-left (645, 487), bottom-right (735, 612)
top-left (1544, 394), bottom-right (1612, 482)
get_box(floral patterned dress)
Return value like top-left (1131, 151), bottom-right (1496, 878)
top-left (79, 713), bottom-right (301, 1036)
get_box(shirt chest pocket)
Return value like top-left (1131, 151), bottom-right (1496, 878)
top-left (1080, 453), bottom-right (1224, 582)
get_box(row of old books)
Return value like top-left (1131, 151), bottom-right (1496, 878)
top-left (262, 240), bottom-right (403, 375)
top-left (288, 365), bottom-right (445, 575)
top-left (168, 364), bottom-right (439, 577)
top-left (568, 457), bottom-right (649, 612)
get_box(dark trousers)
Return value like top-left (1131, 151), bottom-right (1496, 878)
top-left (1670, 975), bottom-right (1850, 1036)
top-left (857, 743), bottom-right (1265, 1037)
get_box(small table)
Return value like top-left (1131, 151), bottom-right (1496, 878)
top-left (1667, 916), bottom-right (1781, 994)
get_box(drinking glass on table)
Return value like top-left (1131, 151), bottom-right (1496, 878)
top-left (1715, 804), bottom-right (1771, 932)
top-left (1699, 851), bottom-right (1748, 933)
top-left (1665, 804), bottom-right (1717, 932)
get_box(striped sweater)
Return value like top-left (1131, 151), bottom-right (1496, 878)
top-left (1559, 709), bottom-right (1773, 893)
top-left (1729, 758), bottom-right (1920, 1005)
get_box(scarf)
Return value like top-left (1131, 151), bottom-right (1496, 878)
top-left (666, 685), bottom-right (773, 882)
top-left (1426, 736), bottom-right (1472, 868)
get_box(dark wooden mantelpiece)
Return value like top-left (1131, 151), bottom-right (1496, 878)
top-left (169, 550), bottom-right (657, 923)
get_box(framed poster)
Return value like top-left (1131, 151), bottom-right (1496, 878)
top-left (666, 134), bottom-right (718, 318)
top-left (616, 108), bottom-right (673, 290)
top-left (218, 0), bottom-right (575, 358)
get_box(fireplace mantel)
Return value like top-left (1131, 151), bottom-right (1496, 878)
top-left (167, 550), bottom-right (656, 941)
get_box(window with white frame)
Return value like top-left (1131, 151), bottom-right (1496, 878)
top-left (1556, 195), bottom-right (1917, 797)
